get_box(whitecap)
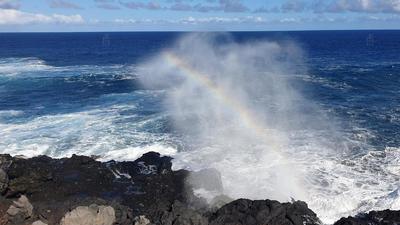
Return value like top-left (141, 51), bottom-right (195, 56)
top-left (0, 57), bottom-right (132, 79)
top-left (0, 110), bottom-right (24, 118)
top-left (0, 58), bottom-right (53, 76)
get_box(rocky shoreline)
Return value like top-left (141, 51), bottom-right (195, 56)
top-left (0, 152), bottom-right (398, 225)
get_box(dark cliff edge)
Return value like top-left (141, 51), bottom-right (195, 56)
top-left (0, 152), bottom-right (398, 225)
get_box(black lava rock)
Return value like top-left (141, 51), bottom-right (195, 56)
top-left (0, 152), bottom-right (191, 224)
top-left (209, 198), bottom-right (321, 225)
top-left (0, 152), bottom-right (394, 225)
top-left (334, 210), bottom-right (400, 225)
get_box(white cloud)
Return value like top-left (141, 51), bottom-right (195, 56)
top-left (0, 9), bottom-right (84, 25)
top-left (111, 16), bottom-right (266, 25)
top-left (52, 14), bottom-right (84, 23)
top-left (324, 0), bottom-right (400, 13)
top-left (279, 17), bottom-right (300, 23)
top-left (263, 0), bottom-right (400, 14)
top-left (179, 16), bottom-right (266, 24)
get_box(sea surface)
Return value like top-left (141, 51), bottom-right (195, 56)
top-left (0, 31), bottom-right (399, 224)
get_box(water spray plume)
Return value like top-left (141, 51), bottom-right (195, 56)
top-left (139, 33), bottom-right (308, 206)
top-left (164, 52), bottom-right (281, 152)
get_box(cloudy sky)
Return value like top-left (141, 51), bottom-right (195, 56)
top-left (0, 0), bottom-right (400, 31)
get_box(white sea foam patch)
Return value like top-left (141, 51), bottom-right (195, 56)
top-left (294, 73), bottom-right (352, 90)
top-left (0, 58), bottom-right (53, 76)
top-left (0, 57), bottom-right (130, 78)
top-left (101, 144), bottom-right (177, 162)
top-left (296, 146), bottom-right (400, 224)
top-left (0, 110), bottom-right (24, 119)
top-left (0, 92), bottom-right (178, 161)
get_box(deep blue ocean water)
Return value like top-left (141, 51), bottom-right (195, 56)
top-left (0, 31), bottom-right (399, 223)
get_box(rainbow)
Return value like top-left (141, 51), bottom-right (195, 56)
top-left (164, 52), bottom-right (281, 151)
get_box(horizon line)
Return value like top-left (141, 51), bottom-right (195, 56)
top-left (0, 28), bottom-right (399, 34)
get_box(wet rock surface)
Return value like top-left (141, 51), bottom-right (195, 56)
top-left (0, 152), bottom-right (397, 225)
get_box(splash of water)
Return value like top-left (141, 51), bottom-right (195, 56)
top-left (137, 33), bottom-right (400, 224)
top-left (138, 33), bottom-right (316, 202)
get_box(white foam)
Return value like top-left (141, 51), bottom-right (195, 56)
top-left (0, 110), bottom-right (24, 118)
top-left (0, 92), bottom-right (178, 162)
top-left (193, 188), bottom-right (221, 203)
top-left (300, 147), bottom-right (400, 224)
top-left (295, 73), bottom-right (352, 90)
top-left (0, 58), bottom-right (53, 75)
top-left (4, 143), bottom-right (50, 158)
top-left (100, 144), bottom-right (177, 162)
top-left (110, 168), bottom-right (133, 179)
top-left (0, 57), bottom-right (130, 78)
top-left (173, 137), bottom-right (400, 224)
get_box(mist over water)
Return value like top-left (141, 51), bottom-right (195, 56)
top-left (138, 33), bottom-right (347, 217)
top-left (137, 33), bottom-right (400, 224)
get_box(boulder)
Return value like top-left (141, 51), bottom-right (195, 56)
top-left (60, 204), bottom-right (115, 225)
top-left (6, 195), bottom-right (34, 224)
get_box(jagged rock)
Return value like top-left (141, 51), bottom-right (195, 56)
top-left (32, 220), bottom-right (47, 225)
top-left (6, 195), bottom-right (34, 224)
top-left (0, 155), bottom-right (12, 196)
top-left (59, 204), bottom-right (115, 225)
top-left (334, 209), bottom-right (400, 225)
top-left (0, 155), bottom-right (13, 170)
top-left (209, 199), bottom-right (321, 225)
top-left (0, 169), bottom-right (8, 194)
top-left (6, 156), bottom-right (54, 197)
top-left (1, 151), bottom-right (397, 225)
top-left (0, 152), bottom-right (192, 223)
top-left (157, 200), bottom-right (208, 225)
top-left (134, 215), bottom-right (151, 225)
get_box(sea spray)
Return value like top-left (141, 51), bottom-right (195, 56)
top-left (137, 33), bottom-right (400, 224)
top-left (138, 33), bottom-right (322, 202)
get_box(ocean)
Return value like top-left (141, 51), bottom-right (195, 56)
top-left (0, 31), bottom-right (399, 223)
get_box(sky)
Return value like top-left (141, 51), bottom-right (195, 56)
top-left (0, 0), bottom-right (400, 31)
